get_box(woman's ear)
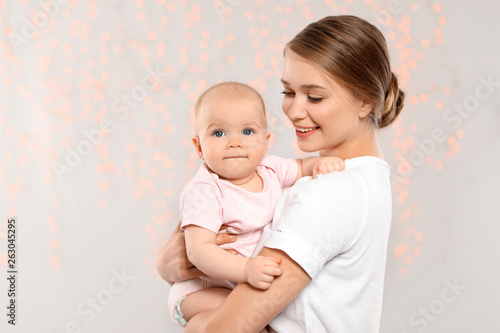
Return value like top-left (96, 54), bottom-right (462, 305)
top-left (359, 100), bottom-right (374, 118)
top-left (192, 136), bottom-right (204, 160)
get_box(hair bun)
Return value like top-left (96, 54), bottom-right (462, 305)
top-left (380, 72), bottom-right (405, 128)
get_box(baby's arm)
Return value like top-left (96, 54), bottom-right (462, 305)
top-left (295, 156), bottom-right (345, 181)
top-left (184, 225), bottom-right (282, 289)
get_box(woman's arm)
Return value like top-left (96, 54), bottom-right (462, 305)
top-left (185, 247), bottom-right (311, 332)
top-left (155, 221), bottom-right (238, 285)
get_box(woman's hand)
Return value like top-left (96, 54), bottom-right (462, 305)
top-left (156, 221), bottom-right (238, 285)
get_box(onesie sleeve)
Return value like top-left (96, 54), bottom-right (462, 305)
top-left (264, 171), bottom-right (369, 279)
top-left (179, 183), bottom-right (223, 234)
top-left (260, 154), bottom-right (298, 189)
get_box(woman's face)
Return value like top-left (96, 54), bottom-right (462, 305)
top-left (281, 50), bottom-right (371, 157)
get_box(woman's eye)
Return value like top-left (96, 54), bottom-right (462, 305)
top-left (213, 130), bottom-right (225, 137)
top-left (242, 129), bottom-right (254, 135)
top-left (308, 96), bottom-right (323, 102)
top-left (281, 90), bottom-right (294, 97)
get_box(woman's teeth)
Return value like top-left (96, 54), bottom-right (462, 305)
top-left (296, 127), bottom-right (317, 132)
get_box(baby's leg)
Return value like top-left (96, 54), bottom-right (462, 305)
top-left (180, 287), bottom-right (231, 321)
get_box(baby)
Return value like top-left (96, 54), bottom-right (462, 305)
top-left (167, 81), bottom-right (345, 326)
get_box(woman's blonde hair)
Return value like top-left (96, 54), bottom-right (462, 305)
top-left (286, 15), bottom-right (404, 128)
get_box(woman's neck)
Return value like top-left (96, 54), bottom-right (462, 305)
top-left (319, 126), bottom-right (384, 160)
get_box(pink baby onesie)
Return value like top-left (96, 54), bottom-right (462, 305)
top-left (167, 154), bottom-right (297, 325)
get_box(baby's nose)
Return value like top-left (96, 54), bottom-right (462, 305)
top-left (227, 136), bottom-right (244, 148)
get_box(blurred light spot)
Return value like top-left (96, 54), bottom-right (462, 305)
top-left (98, 200), bottom-right (106, 209)
top-left (48, 216), bottom-right (57, 232)
top-left (50, 255), bottom-right (61, 270)
top-left (97, 180), bottom-right (109, 191)
top-left (164, 124), bottom-right (174, 133)
top-left (407, 58), bottom-right (416, 69)
top-left (395, 244), bottom-right (408, 258)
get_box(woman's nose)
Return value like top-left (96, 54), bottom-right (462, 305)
top-left (284, 97), bottom-right (307, 121)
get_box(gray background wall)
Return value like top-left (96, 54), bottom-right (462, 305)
top-left (0, 0), bottom-right (499, 332)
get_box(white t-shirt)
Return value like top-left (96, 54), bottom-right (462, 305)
top-left (258, 156), bottom-right (392, 333)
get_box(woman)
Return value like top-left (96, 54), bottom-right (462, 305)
top-left (157, 15), bottom-right (404, 332)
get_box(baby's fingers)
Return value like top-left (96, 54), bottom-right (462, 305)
top-left (262, 265), bottom-right (282, 277)
top-left (335, 159), bottom-right (346, 171)
top-left (262, 259), bottom-right (282, 277)
top-left (317, 163), bottom-right (332, 175)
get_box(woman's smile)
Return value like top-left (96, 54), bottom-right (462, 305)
top-left (295, 126), bottom-right (319, 138)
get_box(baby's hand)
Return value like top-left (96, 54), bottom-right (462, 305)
top-left (245, 256), bottom-right (282, 289)
top-left (313, 156), bottom-right (345, 178)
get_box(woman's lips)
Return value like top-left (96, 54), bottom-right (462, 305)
top-left (295, 127), bottom-right (319, 138)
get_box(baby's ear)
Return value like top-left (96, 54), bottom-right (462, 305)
top-left (264, 131), bottom-right (271, 152)
top-left (192, 136), bottom-right (204, 160)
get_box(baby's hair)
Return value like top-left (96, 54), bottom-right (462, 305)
top-left (194, 81), bottom-right (267, 131)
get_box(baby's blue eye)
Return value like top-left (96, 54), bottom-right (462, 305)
top-left (243, 129), bottom-right (254, 135)
top-left (214, 130), bottom-right (225, 137)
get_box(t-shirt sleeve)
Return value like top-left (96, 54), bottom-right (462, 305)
top-left (179, 183), bottom-right (223, 234)
top-left (264, 171), bottom-right (369, 279)
top-left (260, 154), bottom-right (298, 189)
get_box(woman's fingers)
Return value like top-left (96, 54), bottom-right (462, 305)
top-left (182, 266), bottom-right (204, 280)
top-left (216, 225), bottom-right (238, 245)
top-left (215, 232), bottom-right (237, 245)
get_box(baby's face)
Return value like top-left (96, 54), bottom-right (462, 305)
top-left (194, 97), bottom-right (270, 181)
